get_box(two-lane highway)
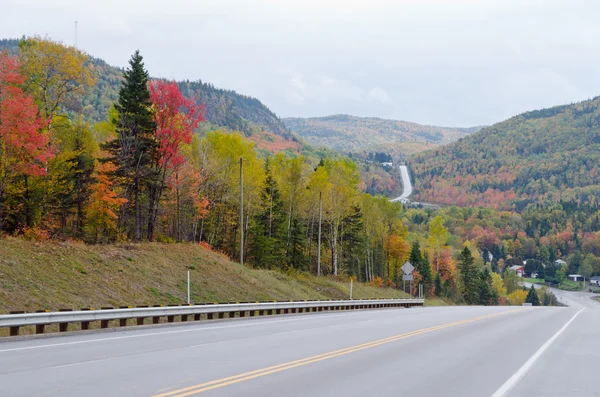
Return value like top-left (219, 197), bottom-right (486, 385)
top-left (0, 302), bottom-right (597, 396)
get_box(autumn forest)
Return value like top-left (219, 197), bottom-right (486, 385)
top-left (3, 36), bottom-right (590, 307)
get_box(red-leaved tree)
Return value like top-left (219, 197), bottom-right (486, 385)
top-left (0, 51), bottom-right (53, 229)
top-left (146, 80), bottom-right (205, 240)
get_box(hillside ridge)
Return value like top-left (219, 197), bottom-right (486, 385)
top-left (284, 114), bottom-right (481, 154)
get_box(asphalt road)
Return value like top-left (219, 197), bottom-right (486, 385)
top-left (0, 301), bottom-right (598, 396)
top-left (390, 165), bottom-right (412, 203)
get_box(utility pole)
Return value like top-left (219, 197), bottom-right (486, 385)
top-left (317, 191), bottom-right (322, 276)
top-left (74, 21), bottom-right (78, 48)
top-left (240, 158), bottom-right (244, 266)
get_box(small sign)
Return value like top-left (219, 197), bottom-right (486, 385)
top-left (403, 274), bottom-right (413, 281)
top-left (401, 261), bottom-right (414, 275)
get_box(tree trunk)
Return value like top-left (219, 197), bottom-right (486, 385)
top-left (134, 177), bottom-right (141, 242)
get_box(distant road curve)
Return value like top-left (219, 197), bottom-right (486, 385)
top-left (390, 164), bottom-right (412, 203)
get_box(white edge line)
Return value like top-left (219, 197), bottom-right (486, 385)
top-left (491, 308), bottom-right (585, 397)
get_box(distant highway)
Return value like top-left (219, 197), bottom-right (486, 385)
top-left (1, 302), bottom-right (598, 396)
top-left (390, 164), bottom-right (412, 203)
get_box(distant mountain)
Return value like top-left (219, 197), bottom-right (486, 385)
top-left (410, 96), bottom-right (600, 211)
top-left (283, 114), bottom-right (481, 154)
top-left (0, 38), bottom-right (291, 140)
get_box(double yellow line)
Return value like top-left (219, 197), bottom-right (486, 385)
top-left (154, 309), bottom-right (525, 397)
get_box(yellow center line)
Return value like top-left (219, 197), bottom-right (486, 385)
top-left (153, 309), bottom-right (526, 397)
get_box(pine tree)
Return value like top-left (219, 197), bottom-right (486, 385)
top-left (287, 218), bottom-right (308, 270)
top-left (103, 50), bottom-right (156, 241)
top-left (434, 273), bottom-right (443, 297)
top-left (479, 268), bottom-right (498, 305)
top-left (248, 160), bottom-right (286, 269)
top-left (409, 241), bottom-right (432, 296)
top-left (458, 246), bottom-right (480, 304)
top-left (525, 285), bottom-right (540, 306)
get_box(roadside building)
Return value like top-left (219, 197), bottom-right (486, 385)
top-left (590, 276), bottom-right (600, 286)
top-left (567, 274), bottom-right (583, 282)
top-left (555, 259), bottom-right (567, 266)
top-left (510, 265), bottom-right (525, 277)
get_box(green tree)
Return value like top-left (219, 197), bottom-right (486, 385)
top-left (434, 273), bottom-right (443, 297)
top-left (458, 246), bottom-right (479, 304)
top-left (503, 268), bottom-right (519, 294)
top-left (479, 268), bottom-right (498, 305)
top-left (103, 50), bottom-right (156, 241)
top-left (579, 259), bottom-right (593, 283)
top-left (525, 285), bottom-right (540, 306)
top-left (409, 241), bottom-right (432, 296)
top-left (427, 215), bottom-right (448, 272)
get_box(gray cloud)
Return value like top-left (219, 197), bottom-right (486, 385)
top-left (2, 0), bottom-right (600, 127)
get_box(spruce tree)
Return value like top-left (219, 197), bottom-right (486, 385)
top-left (434, 273), bottom-right (443, 297)
top-left (103, 50), bottom-right (156, 241)
top-left (458, 247), bottom-right (480, 304)
top-left (525, 285), bottom-right (541, 306)
top-left (409, 241), bottom-right (433, 296)
top-left (479, 268), bottom-right (498, 306)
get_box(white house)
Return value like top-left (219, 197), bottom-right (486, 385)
top-left (590, 276), bottom-right (600, 286)
top-left (555, 259), bottom-right (567, 266)
top-left (567, 274), bottom-right (583, 282)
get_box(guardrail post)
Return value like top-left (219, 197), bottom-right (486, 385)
top-left (152, 305), bottom-right (162, 324)
top-left (9, 311), bottom-right (24, 336)
top-left (136, 306), bottom-right (148, 325)
top-left (167, 305), bottom-right (177, 323)
top-left (35, 310), bottom-right (48, 334)
top-left (118, 306), bottom-right (130, 326)
top-left (101, 307), bottom-right (113, 328)
top-left (59, 309), bottom-right (72, 332)
top-left (81, 308), bottom-right (91, 330)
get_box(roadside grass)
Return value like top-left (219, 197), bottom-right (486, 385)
top-left (558, 280), bottom-right (584, 291)
top-left (424, 297), bottom-right (455, 306)
top-left (0, 237), bottom-right (411, 313)
top-left (521, 277), bottom-right (545, 284)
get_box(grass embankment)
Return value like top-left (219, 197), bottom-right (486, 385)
top-left (0, 237), bottom-right (409, 313)
top-left (521, 277), bottom-right (544, 284)
top-left (521, 277), bottom-right (584, 291)
top-left (557, 279), bottom-right (584, 291)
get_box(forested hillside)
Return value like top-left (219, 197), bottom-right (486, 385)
top-left (0, 38), bottom-right (290, 139)
top-left (0, 36), bottom-right (563, 308)
top-left (284, 114), bottom-right (480, 154)
top-left (411, 96), bottom-right (600, 210)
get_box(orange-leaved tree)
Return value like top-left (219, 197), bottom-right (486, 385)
top-left (86, 162), bottom-right (127, 242)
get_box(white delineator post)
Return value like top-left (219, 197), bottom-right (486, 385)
top-left (187, 270), bottom-right (191, 305)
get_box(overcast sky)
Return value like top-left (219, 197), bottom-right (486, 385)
top-left (2, 0), bottom-right (600, 127)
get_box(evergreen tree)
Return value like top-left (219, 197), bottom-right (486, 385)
top-left (491, 259), bottom-right (499, 274)
top-left (409, 241), bottom-right (432, 296)
top-left (248, 160), bottom-right (286, 269)
top-left (479, 268), bottom-right (498, 305)
top-left (536, 262), bottom-right (545, 279)
top-left (458, 246), bottom-right (480, 304)
top-left (287, 218), bottom-right (308, 270)
top-left (482, 248), bottom-right (490, 264)
top-left (434, 272), bottom-right (443, 297)
top-left (525, 285), bottom-right (540, 306)
top-left (103, 50), bottom-right (156, 241)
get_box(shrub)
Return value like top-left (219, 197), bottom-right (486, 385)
top-left (369, 276), bottom-right (384, 288)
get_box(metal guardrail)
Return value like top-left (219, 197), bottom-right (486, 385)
top-left (0, 298), bottom-right (424, 336)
